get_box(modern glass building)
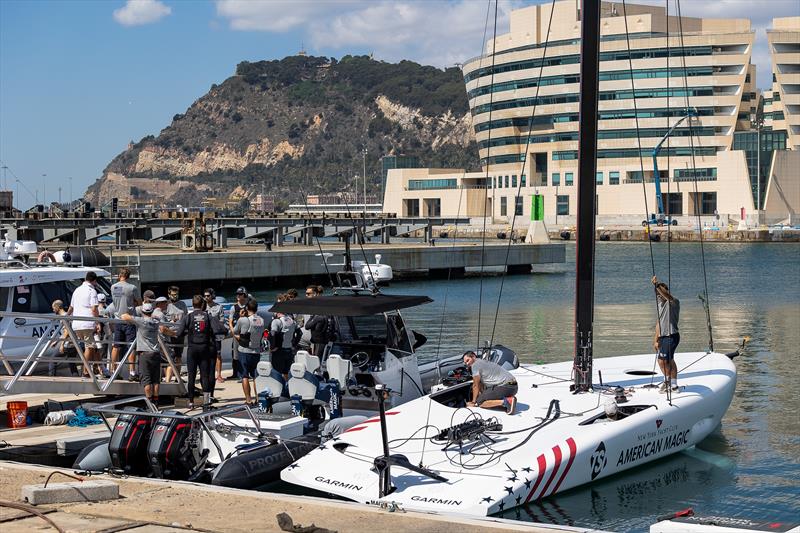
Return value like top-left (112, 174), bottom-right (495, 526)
top-left (764, 17), bottom-right (800, 150)
top-left (384, 0), bottom-right (772, 224)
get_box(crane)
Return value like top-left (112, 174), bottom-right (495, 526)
top-left (644, 107), bottom-right (698, 227)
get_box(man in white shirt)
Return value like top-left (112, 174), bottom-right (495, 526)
top-left (68, 271), bottom-right (100, 377)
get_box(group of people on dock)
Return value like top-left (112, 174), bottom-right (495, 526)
top-left (50, 268), bottom-right (335, 408)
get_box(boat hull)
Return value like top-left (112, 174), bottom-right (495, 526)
top-left (281, 351), bottom-right (737, 517)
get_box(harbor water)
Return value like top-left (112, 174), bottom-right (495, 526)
top-left (252, 241), bottom-right (799, 531)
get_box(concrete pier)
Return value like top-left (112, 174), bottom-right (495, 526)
top-left (0, 462), bottom-right (603, 533)
top-left (131, 242), bottom-right (565, 285)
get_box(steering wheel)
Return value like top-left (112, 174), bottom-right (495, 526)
top-left (346, 351), bottom-right (370, 370)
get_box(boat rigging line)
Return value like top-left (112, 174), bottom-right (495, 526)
top-left (300, 188), bottom-right (335, 289)
top-left (338, 193), bottom-right (378, 294)
top-left (420, 178), bottom-right (465, 467)
top-left (476, 0), bottom-right (499, 351)
top-left (621, 0), bottom-right (669, 387)
top-left (676, 0), bottom-right (714, 352)
top-left (488, 0), bottom-right (558, 348)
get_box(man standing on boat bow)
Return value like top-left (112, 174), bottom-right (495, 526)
top-left (463, 351), bottom-right (518, 415)
top-left (653, 276), bottom-right (680, 393)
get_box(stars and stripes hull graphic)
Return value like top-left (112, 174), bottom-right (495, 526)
top-left (282, 352), bottom-right (736, 517)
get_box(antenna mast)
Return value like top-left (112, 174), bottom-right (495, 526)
top-left (573, 0), bottom-right (601, 392)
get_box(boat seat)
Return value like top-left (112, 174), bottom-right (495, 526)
top-left (255, 361), bottom-right (287, 399)
top-left (325, 353), bottom-right (352, 388)
top-left (288, 362), bottom-right (320, 401)
top-left (294, 350), bottom-right (320, 374)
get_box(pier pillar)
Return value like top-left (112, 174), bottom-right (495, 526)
top-left (216, 228), bottom-right (227, 249)
top-left (116, 227), bottom-right (131, 246)
top-left (276, 226), bottom-right (284, 247)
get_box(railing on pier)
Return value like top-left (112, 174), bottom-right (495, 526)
top-left (0, 311), bottom-right (186, 396)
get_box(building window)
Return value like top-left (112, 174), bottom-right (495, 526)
top-left (596, 171), bottom-right (603, 185)
top-left (493, 177), bottom-right (497, 189)
top-left (701, 192), bottom-right (716, 215)
top-left (774, 91), bottom-right (781, 101)
top-left (424, 198), bottom-right (441, 217)
top-left (505, 176), bottom-right (510, 188)
top-left (664, 192), bottom-right (683, 215)
top-left (515, 196), bottom-right (523, 216)
top-left (565, 172), bottom-right (574, 186)
top-left (408, 178), bottom-right (458, 190)
top-left (500, 197), bottom-right (508, 216)
top-left (674, 168), bottom-right (717, 182)
top-left (556, 195), bottom-right (569, 215)
top-left (609, 171), bottom-right (620, 185)
top-left (521, 174), bottom-right (527, 187)
top-left (404, 199), bottom-right (420, 217)
top-left (512, 175), bottom-right (517, 188)
top-left (552, 172), bottom-right (561, 186)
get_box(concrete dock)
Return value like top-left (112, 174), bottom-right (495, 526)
top-left (130, 242), bottom-right (565, 285)
top-left (0, 462), bottom-right (606, 533)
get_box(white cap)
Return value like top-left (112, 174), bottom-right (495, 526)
top-left (155, 296), bottom-right (168, 303)
top-left (97, 293), bottom-right (107, 302)
top-left (141, 302), bottom-right (154, 314)
top-left (604, 401), bottom-right (618, 418)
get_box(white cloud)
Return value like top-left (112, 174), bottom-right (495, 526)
top-left (114, 0), bottom-right (172, 27)
top-left (215, 0), bottom-right (517, 67)
top-left (214, 0), bottom-right (798, 84)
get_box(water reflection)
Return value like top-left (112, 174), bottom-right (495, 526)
top-left (251, 242), bottom-right (800, 530)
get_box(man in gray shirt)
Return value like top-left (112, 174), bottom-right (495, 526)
top-left (121, 303), bottom-right (173, 404)
top-left (233, 300), bottom-right (266, 404)
top-left (652, 276), bottom-right (680, 393)
top-left (463, 351), bottom-right (518, 414)
top-left (110, 268), bottom-right (141, 377)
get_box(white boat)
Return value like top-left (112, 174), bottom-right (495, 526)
top-left (281, 352), bottom-right (736, 516)
top-left (0, 238), bottom-right (110, 358)
top-left (281, 0), bottom-right (739, 517)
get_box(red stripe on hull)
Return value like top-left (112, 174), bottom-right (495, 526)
top-left (536, 445), bottom-right (563, 500)
top-left (343, 426), bottom-right (367, 433)
top-left (549, 437), bottom-right (577, 497)
top-left (524, 454), bottom-right (548, 503)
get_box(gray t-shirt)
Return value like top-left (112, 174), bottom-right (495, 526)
top-left (471, 358), bottom-right (515, 387)
top-left (110, 280), bottom-right (140, 318)
top-left (235, 314), bottom-right (267, 354)
top-left (657, 297), bottom-right (680, 336)
top-left (132, 316), bottom-right (160, 352)
top-left (270, 315), bottom-right (296, 350)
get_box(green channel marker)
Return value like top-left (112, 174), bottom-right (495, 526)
top-left (531, 194), bottom-right (544, 221)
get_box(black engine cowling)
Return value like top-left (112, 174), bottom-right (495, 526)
top-left (147, 411), bottom-right (206, 480)
top-left (109, 408), bottom-right (153, 476)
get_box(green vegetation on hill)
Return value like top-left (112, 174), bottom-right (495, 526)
top-left (92, 55), bottom-right (478, 206)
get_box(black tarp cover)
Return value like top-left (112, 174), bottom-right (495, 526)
top-left (269, 294), bottom-right (432, 316)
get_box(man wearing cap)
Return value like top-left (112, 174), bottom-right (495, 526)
top-left (164, 287), bottom-right (187, 383)
top-left (121, 303), bottom-right (174, 404)
top-left (228, 286), bottom-right (250, 382)
top-left (110, 268), bottom-right (140, 378)
top-left (203, 289), bottom-right (227, 383)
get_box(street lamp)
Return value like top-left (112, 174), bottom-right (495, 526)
top-left (362, 147), bottom-right (368, 219)
top-left (42, 174), bottom-right (47, 209)
top-left (68, 177), bottom-right (73, 208)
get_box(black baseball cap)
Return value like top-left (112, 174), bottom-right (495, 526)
top-left (236, 286), bottom-right (247, 295)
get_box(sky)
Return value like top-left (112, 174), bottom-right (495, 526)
top-left (1, 0), bottom-right (797, 210)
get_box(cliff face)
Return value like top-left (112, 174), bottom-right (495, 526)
top-left (87, 55), bottom-right (478, 208)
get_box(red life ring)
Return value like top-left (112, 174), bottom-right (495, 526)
top-left (37, 251), bottom-right (56, 263)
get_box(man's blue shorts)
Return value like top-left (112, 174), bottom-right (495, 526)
top-left (113, 323), bottom-right (137, 349)
top-left (658, 333), bottom-right (680, 361)
top-left (238, 352), bottom-right (261, 379)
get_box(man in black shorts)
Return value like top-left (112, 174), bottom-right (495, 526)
top-left (121, 303), bottom-right (173, 404)
top-left (233, 300), bottom-right (266, 404)
top-left (463, 351), bottom-right (518, 415)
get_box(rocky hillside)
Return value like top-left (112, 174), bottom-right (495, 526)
top-left (87, 55), bottom-right (479, 209)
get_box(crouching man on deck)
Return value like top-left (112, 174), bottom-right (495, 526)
top-left (463, 351), bottom-right (518, 415)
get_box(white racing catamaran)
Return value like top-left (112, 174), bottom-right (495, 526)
top-left (282, 0), bottom-right (741, 517)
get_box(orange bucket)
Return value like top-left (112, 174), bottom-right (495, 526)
top-left (6, 401), bottom-right (28, 428)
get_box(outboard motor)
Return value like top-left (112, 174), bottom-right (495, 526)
top-left (147, 411), bottom-right (206, 480)
top-left (108, 408), bottom-right (153, 476)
